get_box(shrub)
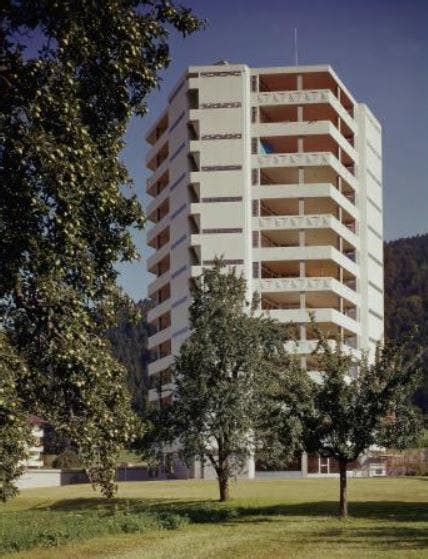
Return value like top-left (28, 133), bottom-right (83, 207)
top-left (52, 449), bottom-right (82, 469)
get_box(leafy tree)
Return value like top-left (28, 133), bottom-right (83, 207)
top-left (165, 261), bottom-right (304, 501)
top-left (0, 333), bottom-right (33, 502)
top-left (302, 332), bottom-right (423, 518)
top-left (0, 1), bottom-right (202, 498)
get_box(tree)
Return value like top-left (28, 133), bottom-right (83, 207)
top-left (166, 261), bottom-right (303, 501)
top-left (0, 333), bottom-right (33, 501)
top-left (303, 332), bottom-right (423, 518)
top-left (0, 1), bottom-right (202, 498)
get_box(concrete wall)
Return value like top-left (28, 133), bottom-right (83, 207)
top-left (16, 467), bottom-right (155, 490)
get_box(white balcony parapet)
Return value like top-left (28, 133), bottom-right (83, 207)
top-left (147, 242), bottom-right (170, 271)
top-left (285, 339), bottom-right (361, 360)
top-left (148, 327), bottom-right (171, 350)
top-left (256, 276), bottom-right (359, 306)
top-left (147, 156), bottom-right (169, 190)
top-left (146, 184), bottom-right (170, 215)
top-left (146, 213), bottom-right (171, 245)
top-left (254, 245), bottom-right (359, 277)
top-left (254, 121), bottom-right (356, 162)
top-left (147, 298), bottom-right (171, 323)
top-left (253, 152), bottom-right (357, 192)
top-left (255, 183), bottom-right (358, 220)
top-left (148, 354), bottom-right (174, 376)
top-left (266, 308), bottom-right (360, 335)
top-left (145, 135), bottom-right (168, 167)
top-left (145, 107), bottom-right (168, 143)
top-left (148, 269), bottom-right (171, 297)
top-left (252, 89), bottom-right (356, 133)
top-left (148, 386), bottom-right (173, 400)
top-left (255, 213), bottom-right (359, 249)
top-left (190, 265), bottom-right (203, 277)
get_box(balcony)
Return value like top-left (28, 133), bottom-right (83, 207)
top-left (255, 70), bottom-right (354, 116)
top-left (147, 169), bottom-right (169, 198)
top-left (252, 88), bottom-right (355, 134)
top-left (253, 152), bottom-right (357, 192)
top-left (254, 245), bottom-right (359, 277)
top-left (257, 134), bottom-right (354, 169)
top-left (146, 184), bottom-right (170, 217)
top-left (285, 339), bottom-right (361, 360)
top-left (264, 307), bottom-right (360, 335)
top-left (146, 111), bottom-right (168, 146)
top-left (147, 157), bottom-right (170, 191)
top-left (256, 276), bottom-right (359, 306)
top-left (255, 184), bottom-right (357, 219)
top-left (147, 242), bottom-right (170, 272)
top-left (147, 141), bottom-right (169, 172)
top-left (148, 327), bottom-right (171, 350)
top-left (148, 254), bottom-right (170, 281)
top-left (254, 122), bottom-right (355, 161)
top-left (258, 160), bottom-right (355, 200)
top-left (148, 269), bottom-right (171, 298)
top-left (255, 213), bottom-right (358, 250)
top-left (146, 131), bottom-right (169, 167)
top-left (147, 221), bottom-right (170, 249)
top-left (148, 354), bottom-right (174, 376)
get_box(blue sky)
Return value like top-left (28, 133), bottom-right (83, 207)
top-left (118, 0), bottom-right (428, 301)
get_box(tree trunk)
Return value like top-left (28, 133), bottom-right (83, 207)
top-left (218, 470), bottom-right (230, 502)
top-left (339, 457), bottom-right (348, 519)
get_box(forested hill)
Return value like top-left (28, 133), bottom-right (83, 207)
top-left (106, 300), bottom-right (152, 416)
top-left (384, 233), bottom-right (428, 413)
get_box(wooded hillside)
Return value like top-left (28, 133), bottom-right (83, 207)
top-left (384, 233), bottom-right (428, 413)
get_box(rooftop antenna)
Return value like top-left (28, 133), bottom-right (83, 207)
top-left (294, 27), bottom-right (299, 66)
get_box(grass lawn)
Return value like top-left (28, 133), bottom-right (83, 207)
top-left (1, 477), bottom-right (427, 558)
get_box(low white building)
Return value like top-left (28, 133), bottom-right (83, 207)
top-left (26, 415), bottom-right (45, 468)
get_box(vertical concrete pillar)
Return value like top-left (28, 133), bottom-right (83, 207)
top-left (298, 167), bottom-right (305, 185)
top-left (299, 198), bottom-right (305, 215)
top-left (297, 74), bottom-right (303, 90)
top-left (297, 106), bottom-right (303, 122)
top-left (298, 137), bottom-right (304, 153)
top-left (337, 174), bottom-right (342, 193)
top-left (301, 451), bottom-right (308, 477)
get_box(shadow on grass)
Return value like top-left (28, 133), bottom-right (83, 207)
top-left (43, 497), bottom-right (428, 524)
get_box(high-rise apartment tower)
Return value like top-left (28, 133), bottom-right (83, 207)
top-left (145, 63), bottom-right (384, 476)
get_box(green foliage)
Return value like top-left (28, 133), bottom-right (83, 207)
top-left (52, 449), bottom-right (82, 469)
top-left (0, 333), bottom-right (33, 502)
top-left (164, 260), bottom-right (305, 501)
top-left (0, 1), bottom-right (202, 499)
top-left (301, 330), bottom-right (423, 516)
top-left (384, 234), bottom-right (428, 413)
top-left (0, 508), bottom-right (189, 554)
top-left (304, 334), bottom-right (422, 461)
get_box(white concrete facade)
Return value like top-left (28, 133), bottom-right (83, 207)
top-left (145, 63), bottom-right (384, 476)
